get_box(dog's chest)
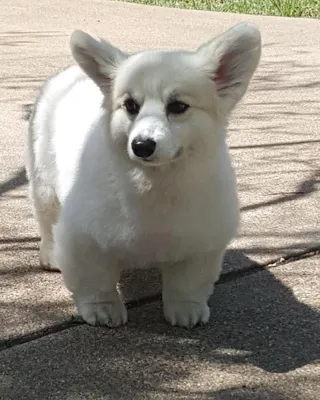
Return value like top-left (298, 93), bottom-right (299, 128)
top-left (106, 197), bottom-right (222, 267)
top-left (113, 228), bottom-right (210, 268)
top-left (93, 166), bottom-right (238, 267)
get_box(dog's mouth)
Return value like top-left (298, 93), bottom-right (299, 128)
top-left (138, 148), bottom-right (184, 167)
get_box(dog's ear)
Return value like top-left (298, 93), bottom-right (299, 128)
top-left (70, 30), bottom-right (128, 91)
top-left (196, 23), bottom-right (261, 114)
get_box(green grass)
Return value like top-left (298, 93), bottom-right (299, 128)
top-left (121, 0), bottom-right (320, 18)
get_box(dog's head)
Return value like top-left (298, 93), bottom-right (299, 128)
top-left (70, 24), bottom-right (261, 167)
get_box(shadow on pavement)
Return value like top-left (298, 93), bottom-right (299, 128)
top-left (124, 251), bottom-right (320, 374)
top-left (0, 168), bottom-right (27, 197)
top-left (0, 252), bottom-right (319, 400)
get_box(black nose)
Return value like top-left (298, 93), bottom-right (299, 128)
top-left (131, 138), bottom-right (156, 158)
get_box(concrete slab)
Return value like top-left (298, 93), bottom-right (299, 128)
top-left (1, 0), bottom-right (319, 340)
top-left (1, 256), bottom-right (319, 399)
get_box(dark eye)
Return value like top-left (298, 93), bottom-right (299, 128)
top-left (124, 97), bottom-right (140, 116)
top-left (167, 100), bottom-right (189, 115)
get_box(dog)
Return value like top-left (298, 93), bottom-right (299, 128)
top-left (26, 23), bottom-right (261, 328)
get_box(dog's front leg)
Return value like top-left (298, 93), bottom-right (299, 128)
top-left (71, 263), bottom-right (127, 328)
top-left (54, 225), bottom-right (127, 327)
top-left (161, 249), bottom-right (225, 328)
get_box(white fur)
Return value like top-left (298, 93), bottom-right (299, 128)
top-left (27, 23), bottom-right (261, 327)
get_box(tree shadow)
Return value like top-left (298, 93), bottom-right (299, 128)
top-left (0, 236), bottom-right (39, 245)
top-left (204, 387), bottom-right (287, 400)
top-left (0, 168), bottom-right (27, 196)
top-left (241, 169), bottom-right (320, 212)
top-left (230, 139), bottom-right (320, 150)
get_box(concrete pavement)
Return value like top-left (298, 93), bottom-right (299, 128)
top-left (0, 0), bottom-right (319, 398)
top-left (1, 256), bottom-right (319, 399)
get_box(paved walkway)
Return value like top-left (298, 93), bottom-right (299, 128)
top-left (0, 1), bottom-right (319, 398)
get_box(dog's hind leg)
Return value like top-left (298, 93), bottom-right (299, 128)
top-left (30, 182), bottom-right (60, 271)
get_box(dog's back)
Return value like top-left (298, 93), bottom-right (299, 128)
top-left (27, 65), bottom-right (104, 200)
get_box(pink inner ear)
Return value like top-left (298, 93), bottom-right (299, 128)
top-left (214, 52), bottom-right (232, 85)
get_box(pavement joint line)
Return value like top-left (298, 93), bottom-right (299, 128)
top-left (0, 294), bottom-right (161, 352)
top-left (219, 247), bottom-right (320, 284)
top-left (0, 319), bottom-right (83, 352)
top-left (1, 247), bottom-right (319, 352)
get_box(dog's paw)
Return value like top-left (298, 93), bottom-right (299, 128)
top-left (77, 299), bottom-right (128, 327)
top-left (163, 301), bottom-right (210, 328)
top-left (40, 257), bottom-right (60, 272)
top-left (40, 243), bottom-right (60, 272)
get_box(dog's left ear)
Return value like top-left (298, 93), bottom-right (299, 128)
top-left (196, 23), bottom-right (261, 114)
top-left (70, 30), bottom-right (128, 91)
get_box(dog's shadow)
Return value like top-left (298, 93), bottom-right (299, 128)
top-left (120, 250), bottom-right (320, 374)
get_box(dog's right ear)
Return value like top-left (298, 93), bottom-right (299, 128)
top-left (70, 30), bottom-right (128, 91)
